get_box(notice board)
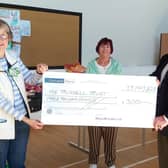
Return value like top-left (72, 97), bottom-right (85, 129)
top-left (0, 3), bottom-right (82, 69)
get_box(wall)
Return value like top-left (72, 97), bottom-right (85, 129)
top-left (1, 0), bottom-right (168, 66)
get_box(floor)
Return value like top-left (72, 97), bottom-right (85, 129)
top-left (25, 126), bottom-right (158, 168)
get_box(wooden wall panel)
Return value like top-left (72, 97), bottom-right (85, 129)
top-left (160, 33), bottom-right (168, 58)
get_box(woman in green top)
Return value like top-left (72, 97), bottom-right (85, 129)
top-left (87, 37), bottom-right (122, 168)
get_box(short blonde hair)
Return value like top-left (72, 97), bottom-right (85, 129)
top-left (0, 19), bottom-right (13, 41)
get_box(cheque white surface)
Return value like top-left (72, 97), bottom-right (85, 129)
top-left (41, 72), bottom-right (158, 128)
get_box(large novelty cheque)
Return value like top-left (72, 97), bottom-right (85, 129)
top-left (41, 72), bottom-right (158, 128)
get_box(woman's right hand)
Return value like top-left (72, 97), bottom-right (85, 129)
top-left (22, 116), bottom-right (44, 130)
top-left (153, 115), bottom-right (168, 131)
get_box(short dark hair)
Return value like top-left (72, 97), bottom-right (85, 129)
top-left (96, 37), bottom-right (113, 54)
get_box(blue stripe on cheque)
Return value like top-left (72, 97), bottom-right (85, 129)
top-left (45, 78), bottom-right (64, 83)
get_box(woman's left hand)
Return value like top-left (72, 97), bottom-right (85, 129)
top-left (36, 63), bottom-right (48, 74)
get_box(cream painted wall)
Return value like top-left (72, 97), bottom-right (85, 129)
top-left (1, 0), bottom-right (168, 66)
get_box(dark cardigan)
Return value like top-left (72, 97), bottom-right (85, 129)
top-left (151, 54), bottom-right (168, 135)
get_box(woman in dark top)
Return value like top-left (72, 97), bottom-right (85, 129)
top-left (151, 53), bottom-right (168, 168)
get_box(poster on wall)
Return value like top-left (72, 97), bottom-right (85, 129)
top-left (0, 8), bottom-right (31, 43)
top-left (10, 43), bottom-right (21, 57)
top-left (20, 20), bottom-right (31, 36)
top-left (0, 9), bottom-right (21, 42)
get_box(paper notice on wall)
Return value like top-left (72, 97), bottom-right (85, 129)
top-left (20, 20), bottom-right (31, 36)
top-left (11, 43), bottom-right (21, 58)
top-left (0, 9), bottom-right (21, 42)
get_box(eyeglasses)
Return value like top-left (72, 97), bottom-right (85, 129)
top-left (0, 34), bottom-right (8, 40)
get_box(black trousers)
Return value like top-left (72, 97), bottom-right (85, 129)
top-left (158, 132), bottom-right (168, 168)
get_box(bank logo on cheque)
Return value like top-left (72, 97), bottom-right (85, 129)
top-left (45, 78), bottom-right (64, 83)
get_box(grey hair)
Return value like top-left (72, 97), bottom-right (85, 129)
top-left (0, 19), bottom-right (13, 41)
